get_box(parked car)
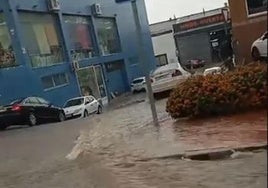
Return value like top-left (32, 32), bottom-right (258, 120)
top-left (131, 77), bottom-right (146, 93)
top-left (0, 97), bottom-right (65, 130)
top-left (251, 31), bottom-right (267, 61)
top-left (63, 96), bottom-right (102, 119)
top-left (150, 63), bottom-right (191, 95)
top-left (185, 59), bottom-right (206, 69)
top-left (203, 67), bottom-right (222, 76)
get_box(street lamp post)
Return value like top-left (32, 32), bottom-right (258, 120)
top-left (131, 0), bottom-right (159, 126)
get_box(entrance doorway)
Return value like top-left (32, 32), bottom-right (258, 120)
top-left (210, 29), bottom-right (233, 62)
top-left (76, 65), bottom-right (107, 104)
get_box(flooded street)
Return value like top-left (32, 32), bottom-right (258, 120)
top-left (0, 93), bottom-right (267, 188)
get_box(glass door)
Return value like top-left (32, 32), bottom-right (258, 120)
top-left (94, 65), bottom-right (108, 104)
top-left (77, 67), bottom-right (100, 99)
top-left (76, 65), bottom-right (107, 103)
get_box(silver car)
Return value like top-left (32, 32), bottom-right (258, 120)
top-left (150, 63), bottom-right (191, 94)
top-left (131, 77), bottom-right (146, 93)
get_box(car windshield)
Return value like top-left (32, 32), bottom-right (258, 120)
top-left (64, 98), bottom-right (84, 108)
top-left (132, 78), bottom-right (144, 84)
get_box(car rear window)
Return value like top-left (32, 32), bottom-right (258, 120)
top-left (24, 97), bottom-right (40, 105)
top-left (9, 99), bottom-right (24, 105)
top-left (37, 97), bottom-right (50, 105)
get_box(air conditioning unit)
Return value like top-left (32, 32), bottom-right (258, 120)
top-left (48, 0), bottom-right (60, 11)
top-left (91, 4), bottom-right (102, 16)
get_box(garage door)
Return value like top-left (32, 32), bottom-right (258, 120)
top-left (176, 32), bottom-right (212, 64)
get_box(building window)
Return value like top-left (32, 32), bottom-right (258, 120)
top-left (95, 18), bottom-right (121, 55)
top-left (41, 73), bottom-right (69, 90)
top-left (246, 0), bottom-right (267, 15)
top-left (105, 61), bottom-right (124, 72)
top-left (155, 54), bottom-right (168, 66)
top-left (19, 12), bottom-right (64, 68)
top-left (0, 13), bottom-right (16, 68)
top-left (63, 15), bottom-right (96, 61)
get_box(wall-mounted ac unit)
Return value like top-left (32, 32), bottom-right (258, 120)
top-left (48, 0), bottom-right (60, 11)
top-left (91, 4), bottom-right (102, 16)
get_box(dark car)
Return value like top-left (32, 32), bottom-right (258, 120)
top-left (185, 59), bottom-right (206, 69)
top-left (0, 97), bottom-right (65, 130)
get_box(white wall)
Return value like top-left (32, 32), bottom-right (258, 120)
top-left (152, 33), bottom-right (178, 64)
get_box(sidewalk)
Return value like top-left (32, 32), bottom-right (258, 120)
top-left (128, 110), bottom-right (267, 160)
top-left (161, 110), bottom-right (267, 156)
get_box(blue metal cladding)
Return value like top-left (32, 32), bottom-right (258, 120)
top-left (0, 0), bottom-right (156, 106)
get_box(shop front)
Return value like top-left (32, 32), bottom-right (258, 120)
top-left (173, 8), bottom-right (233, 65)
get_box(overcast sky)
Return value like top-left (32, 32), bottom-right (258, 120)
top-left (144, 0), bottom-right (228, 24)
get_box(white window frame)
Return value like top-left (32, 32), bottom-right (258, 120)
top-left (245, 0), bottom-right (268, 18)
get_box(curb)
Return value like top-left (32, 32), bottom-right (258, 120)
top-left (136, 144), bottom-right (267, 162)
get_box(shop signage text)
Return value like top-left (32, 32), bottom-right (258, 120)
top-left (173, 13), bottom-right (225, 33)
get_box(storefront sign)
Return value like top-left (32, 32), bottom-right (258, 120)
top-left (173, 13), bottom-right (225, 33)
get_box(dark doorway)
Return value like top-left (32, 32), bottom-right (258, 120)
top-left (210, 29), bottom-right (233, 62)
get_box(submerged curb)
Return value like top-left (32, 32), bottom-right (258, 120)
top-left (136, 143), bottom-right (267, 162)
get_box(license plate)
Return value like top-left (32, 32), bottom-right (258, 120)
top-left (66, 114), bottom-right (73, 118)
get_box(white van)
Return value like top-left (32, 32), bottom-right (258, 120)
top-left (150, 63), bottom-right (191, 94)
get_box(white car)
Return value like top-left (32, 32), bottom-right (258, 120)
top-left (251, 31), bottom-right (267, 61)
top-left (131, 77), bottom-right (146, 93)
top-left (150, 63), bottom-right (191, 94)
top-left (63, 96), bottom-right (102, 119)
top-left (203, 67), bottom-right (222, 76)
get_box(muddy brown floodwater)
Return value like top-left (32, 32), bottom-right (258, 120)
top-left (68, 96), bottom-right (267, 188)
top-left (0, 93), bottom-right (266, 188)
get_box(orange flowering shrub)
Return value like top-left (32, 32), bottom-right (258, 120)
top-left (166, 63), bottom-right (267, 119)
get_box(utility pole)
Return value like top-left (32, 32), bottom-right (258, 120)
top-left (131, 0), bottom-right (159, 126)
top-left (222, 7), bottom-right (229, 36)
top-left (115, 0), bottom-right (159, 126)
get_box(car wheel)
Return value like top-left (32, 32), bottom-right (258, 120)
top-left (58, 112), bottom-right (65, 122)
top-left (252, 47), bottom-right (260, 61)
top-left (28, 113), bottom-right (37, 127)
top-left (97, 105), bottom-right (102, 114)
top-left (84, 110), bottom-right (89, 118)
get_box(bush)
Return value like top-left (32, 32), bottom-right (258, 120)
top-left (166, 63), bottom-right (267, 119)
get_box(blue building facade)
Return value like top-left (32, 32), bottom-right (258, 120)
top-left (0, 0), bottom-right (156, 106)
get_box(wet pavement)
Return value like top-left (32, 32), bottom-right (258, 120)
top-left (0, 93), bottom-right (267, 188)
